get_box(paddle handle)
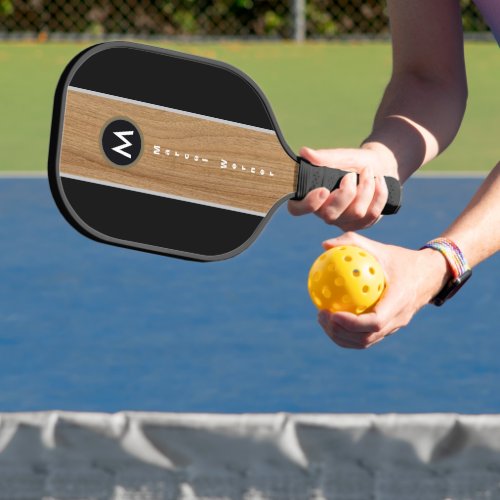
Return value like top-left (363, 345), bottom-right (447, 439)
top-left (293, 157), bottom-right (402, 215)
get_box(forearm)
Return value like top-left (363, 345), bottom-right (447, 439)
top-left (362, 73), bottom-right (467, 183)
top-left (418, 162), bottom-right (500, 303)
top-left (441, 162), bottom-right (500, 267)
top-left (361, 0), bottom-right (467, 183)
top-left (319, 166), bottom-right (498, 345)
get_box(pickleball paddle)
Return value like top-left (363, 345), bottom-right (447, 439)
top-left (49, 41), bottom-right (401, 261)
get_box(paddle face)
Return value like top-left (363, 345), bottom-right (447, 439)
top-left (49, 41), bottom-right (298, 261)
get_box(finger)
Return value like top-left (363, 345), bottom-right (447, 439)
top-left (367, 288), bottom-right (411, 336)
top-left (342, 165), bottom-right (376, 221)
top-left (364, 335), bottom-right (386, 348)
top-left (331, 317), bottom-right (376, 343)
top-left (329, 327), bottom-right (380, 349)
top-left (339, 213), bottom-right (383, 232)
top-left (330, 317), bottom-right (390, 349)
top-left (299, 146), bottom-right (325, 166)
top-left (319, 311), bottom-right (371, 348)
top-left (319, 310), bottom-right (390, 349)
top-left (331, 336), bottom-right (364, 349)
top-left (288, 188), bottom-right (330, 216)
top-left (322, 326), bottom-right (365, 349)
top-left (366, 214), bottom-right (384, 229)
top-left (325, 172), bottom-right (390, 231)
top-left (330, 311), bottom-right (385, 335)
top-left (332, 290), bottom-right (402, 339)
top-left (385, 328), bottom-right (400, 337)
top-left (315, 172), bottom-right (357, 224)
top-left (330, 323), bottom-right (371, 347)
top-left (361, 328), bottom-right (399, 348)
top-left (363, 174), bottom-right (389, 224)
top-left (317, 310), bottom-right (333, 330)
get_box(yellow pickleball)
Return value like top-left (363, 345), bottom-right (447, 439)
top-left (308, 245), bottom-right (385, 314)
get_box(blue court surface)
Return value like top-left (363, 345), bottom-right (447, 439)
top-left (0, 176), bottom-right (498, 413)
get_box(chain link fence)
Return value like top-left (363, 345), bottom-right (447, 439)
top-left (0, 0), bottom-right (491, 40)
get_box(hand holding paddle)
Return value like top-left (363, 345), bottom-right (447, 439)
top-left (290, 146), bottom-right (400, 231)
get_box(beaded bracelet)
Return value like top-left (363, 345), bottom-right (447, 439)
top-left (420, 238), bottom-right (472, 306)
top-left (421, 238), bottom-right (470, 278)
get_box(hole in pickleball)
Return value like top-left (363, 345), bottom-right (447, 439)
top-left (322, 286), bottom-right (332, 299)
top-left (369, 267), bottom-right (376, 275)
top-left (334, 277), bottom-right (344, 287)
top-left (362, 285), bottom-right (369, 293)
top-left (352, 269), bottom-right (360, 277)
top-left (378, 284), bottom-right (382, 291)
top-left (313, 271), bottom-right (322, 282)
top-left (356, 306), bottom-right (366, 314)
top-left (313, 294), bottom-right (322, 307)
top-left (342, 295), bottom-right (351, 304)
top-left (359, 252), bottom-right (366, 257)
top-left (344, 256), bottom-right (352, 262)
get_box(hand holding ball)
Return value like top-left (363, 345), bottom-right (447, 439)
top-left (308, 245), bottom-right (385, 314)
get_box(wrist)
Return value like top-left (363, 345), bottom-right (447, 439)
top-left (361, 141), bottom-right (399, 178)
top-left (417, 248), bottom-right (453, 303)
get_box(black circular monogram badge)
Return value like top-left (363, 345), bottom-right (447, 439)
top-left (100, 118), bottom-right (142, 167)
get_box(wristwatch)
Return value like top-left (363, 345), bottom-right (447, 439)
top-left (421, 238), bottom-right (472, 306)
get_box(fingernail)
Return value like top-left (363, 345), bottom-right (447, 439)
top-left (318, 189), bottom-right (329, 200)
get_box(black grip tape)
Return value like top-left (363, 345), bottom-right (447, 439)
top-left (293, 157), bottom-right (402, 215)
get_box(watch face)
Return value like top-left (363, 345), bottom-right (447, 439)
top-left (432, 269), bottom-right (472, 306)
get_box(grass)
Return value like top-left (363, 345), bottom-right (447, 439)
top-left (0, 40), bottom-right (497, 172)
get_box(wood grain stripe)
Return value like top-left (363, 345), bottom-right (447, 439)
top-left (59, 89), bottom-right (298, 215)
top-left (68, 86), bottom-right (277, 135)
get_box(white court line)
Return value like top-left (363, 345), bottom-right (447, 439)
top-left (60, 173), bottom-right (266, 217)
top-left (0, 171), bottom-right (47, 178)
top-left (414, 171), bottom-right (487, 178)
top-left (68, 86), bottom-right (276, 136)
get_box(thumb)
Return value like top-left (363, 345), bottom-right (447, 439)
top-left (299, 147), bottom-right (365, 170)
top-left (321, 233), bottom-right (388, 270)
top-left (322, 231), bottom-right (368, 250)
top-left (299, 146), bottom-right (325, 166)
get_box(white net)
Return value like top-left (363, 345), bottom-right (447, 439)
top-left (0, 412), bottom-right (499, 499)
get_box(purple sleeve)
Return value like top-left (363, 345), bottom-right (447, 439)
top-left (473, 0), bottom-right (500, 45)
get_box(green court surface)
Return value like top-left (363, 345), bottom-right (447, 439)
top-left (0, 41), bottom-right (497, 173)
